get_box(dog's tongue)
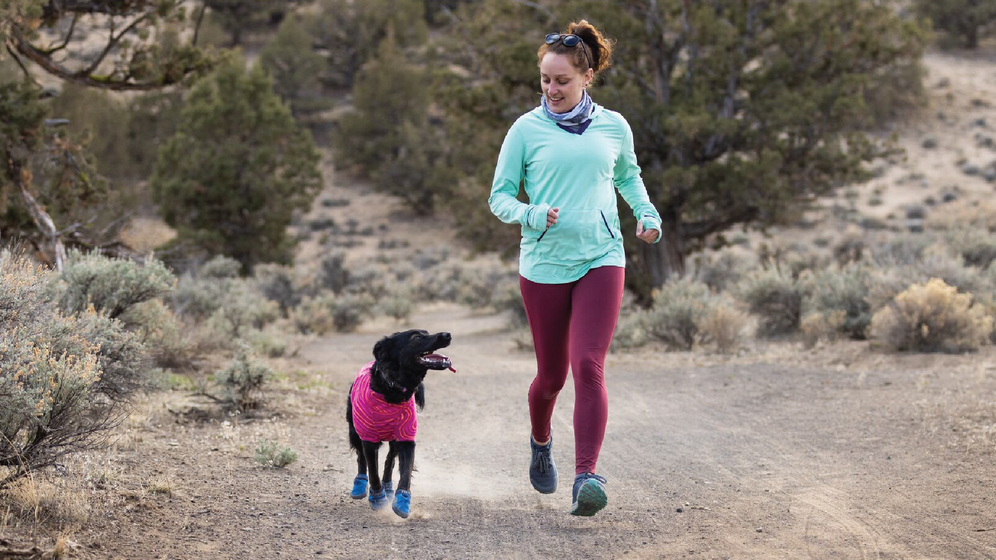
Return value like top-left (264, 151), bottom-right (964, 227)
top-left (422, 353), bottom-right (456, 372)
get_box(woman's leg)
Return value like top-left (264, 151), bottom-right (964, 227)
top-left (568, 266), bottom-right (625, 474)
top-left (519, 275), bottom-right (574, 444)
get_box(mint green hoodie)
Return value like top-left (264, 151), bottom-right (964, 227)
top-left (489, 105), bottom-right (662, 284)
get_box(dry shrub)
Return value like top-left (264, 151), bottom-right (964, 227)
top-left (866, 248), bottom-right (989, 312)
top-left (735, 268), bottom-right (807, 337)
top-left (332, 293), bottom-right (372, 332)
top-left (611, 313), bottom-right (649, 351)
top-left (800, 310), bottom-right (846, 348)
top-left (698, 304), bottom-right (750, 354)
top-left (924, 199), bottom-right (996, 233)
top-left (869, 279), bottom-right (993, 353)
top-left (121, 299), bottom-right (192, 368)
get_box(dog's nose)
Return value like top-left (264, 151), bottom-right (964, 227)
top-left (439, 332), bottom-right (452, 343)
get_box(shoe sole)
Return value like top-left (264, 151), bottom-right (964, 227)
top-left (530, 477), bottom-right (557, 494)
top-left (392, 503), bottom-right (409, 518)
top-left (350, 491), bottom-right (367, 500)
top-left (569, 480), bottom-right (607, 517)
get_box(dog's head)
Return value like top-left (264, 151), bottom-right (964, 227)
top-left (371, 329), bottom-right (453, 403)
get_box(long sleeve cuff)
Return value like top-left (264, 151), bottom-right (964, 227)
top-left (526, 203), bottom-right (551, 230)
top-left (641, 214), bottom-right (663, 245)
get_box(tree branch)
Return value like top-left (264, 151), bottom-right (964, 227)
top-left (39, 12), bottom-right (79, 54)
top-left (81, 11), bottom-right (149, 76)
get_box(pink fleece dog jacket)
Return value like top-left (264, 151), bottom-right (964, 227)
top-left (350, 361), bottom-right (417, 443)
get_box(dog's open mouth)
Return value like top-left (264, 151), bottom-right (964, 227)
top-left (418, 352), bottom-right (456, 372)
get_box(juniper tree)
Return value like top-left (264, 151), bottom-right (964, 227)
top-left (259, 15), bottom-right (328, 117)
top-left (0, 0), bottom-right (214, 267)
top-left (914, 0), bottom-right (996, 49)
top-left (151, 57), bottom-right (322, 272)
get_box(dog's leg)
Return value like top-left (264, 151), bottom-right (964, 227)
top-left (346, 392), bottom-right (367, 477)
top-left (361, 441), bottom-right (383, 493)
top-left (383, 441), bottom-right (398, 488)
top-left (396, 441), bottom-right (416, 492)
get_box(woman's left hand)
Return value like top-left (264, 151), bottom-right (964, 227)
top-left (636, 221), bottom-right (660, 244)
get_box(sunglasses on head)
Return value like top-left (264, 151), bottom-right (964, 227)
top-left (545, 33), bottom-right (592, 69)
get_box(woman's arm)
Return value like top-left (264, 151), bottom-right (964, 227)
top-left (489, 125), bottom-right (550, 230)
top-left (613, 120), bottom-right (662, 244)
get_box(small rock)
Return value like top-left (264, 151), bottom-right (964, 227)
top-left (978, 136), bottom-right (995, 149)
top-left (756, 527), bottom-right (764, 533)
top-left (906, 218), bottom-right (924, 233)
top-left (905, 205), bottom-right (926, 219)
top-left (676, 507), bottom-right (684, 513)
top-left (962, 163), bottom-right (981, 176)
top-left (984, 169), bottom-right (996, 183)
top-left (942, 192), bottom-right (958, 203)
top-left (921, 137), bottom-right (938, 149)
top-left (974, 117), bottom-right (989, 128)
top-left (972, 98), bottom-right (992, 108)
top-left (935, 77), bottom-right (951, 88)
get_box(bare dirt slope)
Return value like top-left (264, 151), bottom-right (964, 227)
top-left (71, 301), bottom-right (996, 560)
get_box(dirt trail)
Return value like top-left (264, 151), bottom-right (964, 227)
top-left (74, 303), bottom-right (996, 560)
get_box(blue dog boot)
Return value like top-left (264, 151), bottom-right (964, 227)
top-left (570, 473), bottom-right (607, 517)
top-left (383, 481), bottom-right (395, 500)
top-left (368, 488), bottom-right (389, 511)
top-left (350, 474), bottom-right (368, 499)
top-left (392, 489), bottom-right (411, 518)
top-left (529, 436), bottom-right (557, 494)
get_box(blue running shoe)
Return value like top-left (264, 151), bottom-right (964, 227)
top-left (383, 481), bottom-right (395, 500)
top-left (368, 488), bottom-right (389, 511)
top-left (392, 489), bottom-right (411, 518)
top-left (529, 437), bottom-right (557, 494)
top-left (350, 474), bottom-right (368, 499)
top-left (570, 473), bottom-right (607, 517)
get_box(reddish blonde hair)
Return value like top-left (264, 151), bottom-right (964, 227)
top-left (537, 19), bottom-right (614, 76)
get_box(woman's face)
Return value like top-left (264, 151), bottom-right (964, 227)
top-left (540, 52), bottom-right (592, 112)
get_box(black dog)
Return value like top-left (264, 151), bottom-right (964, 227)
top-left (346, 329), bottom-right (453, 518)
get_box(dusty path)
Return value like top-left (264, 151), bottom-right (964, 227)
top-left (74, 303), bottom-right (996, 560)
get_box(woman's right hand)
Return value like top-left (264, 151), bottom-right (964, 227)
top-left (546, 207), bottom-right (559, 229)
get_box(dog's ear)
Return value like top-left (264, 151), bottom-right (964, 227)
top-left (373, 336), bottom-right (395, 367)
top-left (414, 384), bottom-right (425, 411)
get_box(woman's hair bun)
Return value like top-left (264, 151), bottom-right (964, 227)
top-left (537, 19), bottom-right (614, 77)
top-left (566, 19), bottom-right (613, 74)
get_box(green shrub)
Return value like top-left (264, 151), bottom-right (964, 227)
top-left (206, 287), bottom-right (280, 340)
top-left (58, 250), bottom-right (175, 320)
top-left (215, 341), bottom-right (274, 411)
top-left (254, 439), bottom-right (298, 468)
top-left (944, 226), bottom-right (996, 269)
top-left (259, 15), bottom-right (329, 117)
top-left (290, 295), bottom-right (336, 335)
top-left (317, 251), bottom-right (350, 294)
top-left (914, 0), bottom-right (996, 48)
top-left (332, 293), bottom-right (370, 333)
top-left (802, 264), bottom-right (874, 339)
top-left (245, 326), bottom-right (289, 359)
top-left (610, 314), bottom-right (650, 351)
top-left (736, 269), bottom-right (807, 337)
top-left (376, 287), bottom-right (415, 322)
top-left (0, 251), bottom-right (125, 488)
top-left (645, 279), bottom-right (713, 350)
top-left (690, 248), bottom-right (758, 292)
top-left (254, 263), bottom-right (302, 315)
top-left (869, 279), bottom-right (992, 353)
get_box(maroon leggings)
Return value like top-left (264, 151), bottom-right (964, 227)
top-left (519, 266), bottom-right (625, 475)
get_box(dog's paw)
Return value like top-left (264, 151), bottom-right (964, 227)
top-left (383, 481), bottom-right (394, 500)
top-left (368, 490), bottom-right (390, 511)
top-left (350, 475), bottom-right (368, 500)
top-left (392, 489), bottom-right (411, 519)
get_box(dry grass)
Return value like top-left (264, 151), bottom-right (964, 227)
top-left (118, 217), bottom-right (177, 253)
top-left (869, 278), bottom-right (993, 353)
top-left (144, 474), bottom-right (174, 497)
top-left (0, 476), bottom-right (90, 531)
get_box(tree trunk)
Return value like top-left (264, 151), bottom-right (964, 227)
top-left (641, 220), bottom-right (686, 289)
top-left (16, 170), bottom-right (66, 272)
